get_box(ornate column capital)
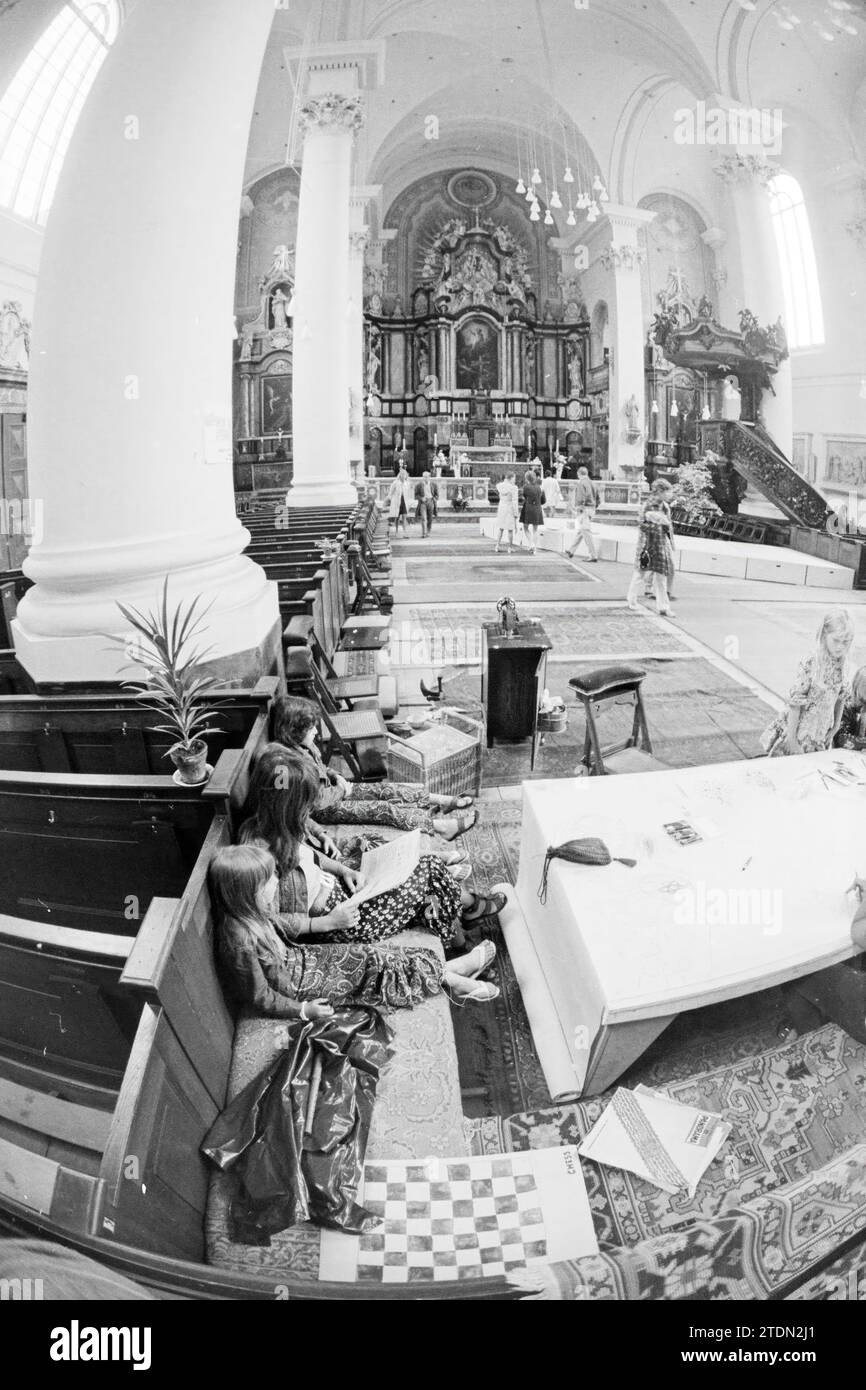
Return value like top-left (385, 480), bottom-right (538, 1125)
top-left (299, 92), bottom-right (365, 135)
top-left (600, 244), bottom-right (646, 273)
top-left (714, 153), bottom-right (776, 187)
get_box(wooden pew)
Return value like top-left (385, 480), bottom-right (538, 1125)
top-left (0, 678), bottom-right (277, 776)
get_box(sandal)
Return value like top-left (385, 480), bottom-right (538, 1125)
top-left (443, 980), bottom-right (500, 1006)
top-left (461, 889), bottom-right (507, 922)
top-left (439, 809), bottom-right (478, 841)
top-left (464, 940), bottom-right (497, 977)
top-left (431, 794), bottom-right (474, 812)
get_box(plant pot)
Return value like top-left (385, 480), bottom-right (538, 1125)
top-left (169, 739), bottom-right (210, 786)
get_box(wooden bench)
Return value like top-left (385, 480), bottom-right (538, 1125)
top-left (0, 678), bottom-right (277, 776)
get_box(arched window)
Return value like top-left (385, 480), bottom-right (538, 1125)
top-left (767, 173), bottom-right (825, 350)
top-left (0, 1), bottom-right (121, 226)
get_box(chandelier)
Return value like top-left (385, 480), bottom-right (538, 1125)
top-left (514, 125), bottom-right (607, 233)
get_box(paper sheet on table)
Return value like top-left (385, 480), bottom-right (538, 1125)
top-left (577, 1086), bottom-right (730, 1196)
top-left (350, 829), bottom-right (423, 905)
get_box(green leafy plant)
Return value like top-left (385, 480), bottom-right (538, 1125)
top-left (105, 578), bottom-right (225, 757)
top-left (667, 453), bottom-right (723, 523)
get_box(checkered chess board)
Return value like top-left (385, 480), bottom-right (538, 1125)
top-left (356, 1154), bottom-right (547, 1283)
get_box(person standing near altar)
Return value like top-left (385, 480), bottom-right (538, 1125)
top-left (388, 464), bottom-right (413, 538)
top-left (520, 469), bottom-right (545, 555)
top-left (414, 471), bottom-right (438, 537)
top-left (565, 466), bottom-right (599, 562)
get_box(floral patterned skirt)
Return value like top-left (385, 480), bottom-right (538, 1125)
top-left (281, 940), bottom-right (443, 1010)
top-left (315, 781), bottom-right (437, 834)
top-left (316, 853), bottom-right (462, 946)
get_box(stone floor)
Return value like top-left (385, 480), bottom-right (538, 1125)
top-left (386, 521), bottom-right (830, 784)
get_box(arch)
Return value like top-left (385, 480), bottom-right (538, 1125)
top-left (767, 172), bottom-right (824, 349)
top-left (0, 1), bottom-right (122, 225)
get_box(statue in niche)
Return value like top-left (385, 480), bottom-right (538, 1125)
top-left (624, 394), bottom-right (641, 432)
top-left (697, 294), bottom-right (714, 319)
top-left (567, 342), bottom-right (584, 397)
top-left (271, 287), bottom-right (291, 330)
top-left (366, 340), bottom-right (381, 394)
top-left (392, 296), bottom-right (405, 318)
top-left (415, 337), bottom-right (429, 388)
top-left (524, 337), bottom-right (536, 386)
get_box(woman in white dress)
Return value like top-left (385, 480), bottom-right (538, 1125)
top-left (387, 465), bottom-right (414, 538)
top-left (494, 471), bottom-right (520, 553)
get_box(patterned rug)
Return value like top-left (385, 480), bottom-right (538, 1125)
top-left (467, 1024), bottom-right (866, 1251)
top-left (513, 1145), bottom-right (866, 1301)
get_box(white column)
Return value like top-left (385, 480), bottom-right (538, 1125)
top-left (700, 227), bottom-right (733, 323)
top-left (287, 93), bottom-right (364, 508)
top-left (13, 0), bottom-right (279, 685)
top-left (602, 205), bottom-right (656, 479)
top-left (348, 187), bottom-right (379, 482)
top-left (715, 156), bottom-right (792, 456)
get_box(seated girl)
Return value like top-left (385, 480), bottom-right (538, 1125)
top-left (209, 843), bottom-right (499, 1017)
top-left (273, 696), bottom-right (476, 841)
top-left (239, 745), bottom-right (505, 953)
top-left (834, 665), bottom-right (866, 749)
top-left (762, 610), bottom-right (854, 756)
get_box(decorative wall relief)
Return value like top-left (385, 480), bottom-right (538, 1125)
top-left (0, 302), bottom-right (30, 370)
top-left (825, 439), bottom-right (866, 488)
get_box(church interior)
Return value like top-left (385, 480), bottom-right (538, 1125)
top-left (2, 0), bottom-right (866, 1311)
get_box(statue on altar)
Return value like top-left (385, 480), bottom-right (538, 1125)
top-left (260, 244), bottom-right (294, 290)
top-left (271, 287), bottom-right (291, 330)
top-left (415, 337), bottom-right (429, 388)
top-left (366, 333), bottom-right (381, 393)
top-left (567, 342), bottom-right (584, 397)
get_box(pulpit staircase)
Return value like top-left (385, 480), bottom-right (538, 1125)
top-left (701, 420), bottom-right (834, 530)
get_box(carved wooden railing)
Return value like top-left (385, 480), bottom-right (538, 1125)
top-left (700, 420), bottom-right (834, 530)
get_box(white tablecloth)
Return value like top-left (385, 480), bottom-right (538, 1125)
top-left (513, 750), bottom-right (866, 1091)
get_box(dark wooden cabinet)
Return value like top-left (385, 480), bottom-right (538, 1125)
top-left (481, 620), bottom-right (551, 769)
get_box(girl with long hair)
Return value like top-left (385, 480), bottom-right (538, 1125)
top-left (272, 696), bottom-right (476, 841)
top-left (762, 609), bottom-right (854, 756)
top-left (240, 745), bottom-right (505, 950)
top-left (209, 843), bottom-right (499, 1016)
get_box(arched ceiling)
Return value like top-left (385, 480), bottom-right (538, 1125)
top-left (245, 0), bottom-right (866, 206)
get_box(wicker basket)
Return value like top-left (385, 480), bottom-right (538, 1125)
top-left (387, 711), bottom-right (484, 797)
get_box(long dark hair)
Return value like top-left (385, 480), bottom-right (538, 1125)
top-left (238, 743), bottom-right (320, 868)
top-left (272, 694), bottom-right (318, 749)
top-left (208, 842), bottom-right (274, 931)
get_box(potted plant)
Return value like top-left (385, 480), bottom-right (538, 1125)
top-left (106, 578), bottom-right (225, 786)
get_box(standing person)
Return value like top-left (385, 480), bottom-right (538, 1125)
top-left (494, 471), bottom-right (520, 553)
top-left (542, 468), bottom-right (563, 514)
top-left (520, 468), bottom-right (545, 554)
top-left (565, 466), bottom-right (600, 562)
top-left (414, 471), bottom-right (438, 537)
top-left (387, 464), bottom-right (413, 538)
top-left (626, 490), bottom-right (676, 616)
top-left (762, 610), bottom-right (854, 756)
top-left (637, 479), bottom-right (676, 599)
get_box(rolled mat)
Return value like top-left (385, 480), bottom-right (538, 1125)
top-left (492, 881), bottom-right (583, 1103)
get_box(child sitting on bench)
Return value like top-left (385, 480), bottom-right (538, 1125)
top-left (273, 695), bottom-right (477, 841)
top-left (210, 842), bottom-right (499, 1016)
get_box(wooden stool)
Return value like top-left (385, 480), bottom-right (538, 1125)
top-left (568, 663), bottom-right (667, 776)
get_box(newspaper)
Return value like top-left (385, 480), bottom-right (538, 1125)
top-left (577, 1085), bottom-right (730, 1196)
top-left (348, 829), bottom-right (423, 906)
